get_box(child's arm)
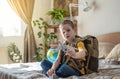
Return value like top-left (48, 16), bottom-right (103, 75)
top-left (67, 42), bottom-right (87, 59)
top-left (47, 52), bottom-right (61, 76)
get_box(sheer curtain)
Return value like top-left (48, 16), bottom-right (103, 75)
top-left (7, 0), bottom-right (37, 62)
top-left (0, 0), bottom-right (22, 37)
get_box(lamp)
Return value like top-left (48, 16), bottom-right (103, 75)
top-left (69, 1), bottom-right (91, 20)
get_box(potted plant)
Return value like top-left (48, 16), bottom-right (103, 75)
top-left (47, 8), bottom-right (67, 25)
top-left (33, 18), bottom-right (57, 61)
top-left (7, 43), bottom-right (22, 63)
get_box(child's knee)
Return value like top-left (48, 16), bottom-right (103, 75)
top-left (56, 64), bottom-right (68, 75)
top-left (40, 59), bottom-right (48, 66)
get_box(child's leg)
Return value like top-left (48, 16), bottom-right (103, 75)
top-left (40, 59), bottom-right (53, 75)
top-left (56, 64), bottom-right (81, 78)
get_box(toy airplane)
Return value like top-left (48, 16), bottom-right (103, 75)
top-left (57, 41), bottom-right (78, 54)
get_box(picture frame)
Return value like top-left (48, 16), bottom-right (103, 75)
top-left (54, 0), bottom-right (78, 17)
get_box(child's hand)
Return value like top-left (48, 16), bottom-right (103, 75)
top-left (47, 68), bottom-right (54, 76)
top-left (66, 46), bottom-right (75, 57)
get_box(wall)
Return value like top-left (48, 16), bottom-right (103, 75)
top-left (77, 0), bottom-right (120, 36)
top-left (34, 0), bottom-right (120, 37)
top-left (32, 0), bottom-right (52, 47)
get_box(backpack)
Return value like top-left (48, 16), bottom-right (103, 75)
top-left (83, 35), bottom-right (99, 74)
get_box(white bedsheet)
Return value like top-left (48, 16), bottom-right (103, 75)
top-left (0, 62), bottom-right (45, 79)
top-left (0, 61), bottom-right (120, 79)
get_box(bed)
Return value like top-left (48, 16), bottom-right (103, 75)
top-left (0, 32), bottom-right (120, 79)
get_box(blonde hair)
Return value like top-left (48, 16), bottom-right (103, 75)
top-left (59, 20), bottom-right (75, 29)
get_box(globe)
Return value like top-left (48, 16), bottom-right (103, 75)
top-left (47, 48), bottom-right (58, 63)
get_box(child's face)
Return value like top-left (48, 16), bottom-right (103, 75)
top-left (59, 24), bottom-right (76, 42)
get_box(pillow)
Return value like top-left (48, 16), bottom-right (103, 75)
top-left (99, 42), bottom-right (115, 58)
top-left (105, 43), bottom-right (120, 61)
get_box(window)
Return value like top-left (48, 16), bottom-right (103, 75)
top-left (0, 0), bottom-right (25, 37)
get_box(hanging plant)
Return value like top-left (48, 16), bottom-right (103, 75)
top-left (47, 8), bottom-right (67, 25)
top-left (7, 43), bottom-right (22, 63)
top-left (33, 18), bottom-right (57, 61)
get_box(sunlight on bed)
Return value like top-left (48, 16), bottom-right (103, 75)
top-left (0, 62), bottom-right (41, 71)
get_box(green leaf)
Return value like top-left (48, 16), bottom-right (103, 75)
top-left (37, 32), bottom-right (42, 38)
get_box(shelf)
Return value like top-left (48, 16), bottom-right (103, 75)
top-left (48, 25), bottom-right (59, 33)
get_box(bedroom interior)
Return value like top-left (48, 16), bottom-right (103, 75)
top-left (0, 0), bottom-right (120, 79)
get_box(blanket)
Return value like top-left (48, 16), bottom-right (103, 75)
top-left (0, 62), bottom-right (120, 79)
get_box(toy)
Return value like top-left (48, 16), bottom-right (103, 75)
top-left (47, 48), bottom-right (58, 63)
top-left (57, 41), bottom-right (77, 54)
